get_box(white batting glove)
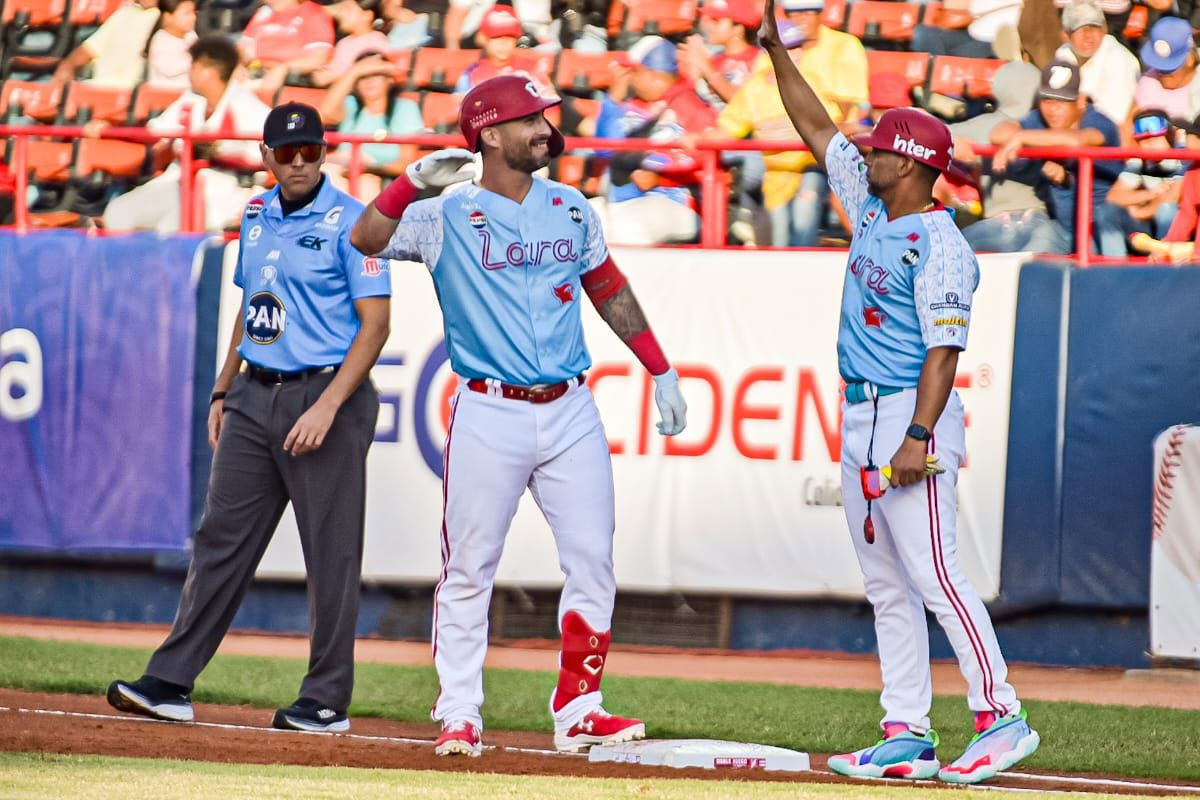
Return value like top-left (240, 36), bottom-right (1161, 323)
top-left (653, 368), bottom-right (687, 436)
top-left (406, 148), bottom-right (477, 190)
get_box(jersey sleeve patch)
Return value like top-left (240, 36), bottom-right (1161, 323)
top-left (914, 214), bottom-right (979, 350)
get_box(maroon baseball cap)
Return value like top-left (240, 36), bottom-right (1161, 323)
top-left (851, 107), bottom-right (954, 173)
top-left (459, 75), bottom-right (564, 155)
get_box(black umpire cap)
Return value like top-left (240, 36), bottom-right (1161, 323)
top-left (263, 102), bottom-right (326, 148)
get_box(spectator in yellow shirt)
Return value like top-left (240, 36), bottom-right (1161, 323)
top-left (710, 4), bottom-right (867, 246)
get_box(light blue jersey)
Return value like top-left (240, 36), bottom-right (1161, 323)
top-left (235, 177), bottom-right (391, 372)
top-left (380, 176), bottom-right (608, 385)
top-left (825, 133), bottom-right (980, 388)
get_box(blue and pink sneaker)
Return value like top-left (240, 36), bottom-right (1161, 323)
top-left (827, 722), bottom-right (941, 780)
top-left (938, 708), bottom-right (1040, 784)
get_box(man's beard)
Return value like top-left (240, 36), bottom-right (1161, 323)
top-left (502, 139), bottom-right (552, 173)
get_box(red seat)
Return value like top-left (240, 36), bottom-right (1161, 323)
top-left (0, 80), bottom-right (66, 121)
top-left (1, 0), bottom-right (67, 26)
top-left (555, 50), bottom-right (630, 93)
top-left (74, 137), bottom-right (147, 178)
top-left (255, 87), bottom-right (277, 107)
top-left (845, 1), bottom-right (922, 41)
top-left (409, 48), bottom-right (482, 91)
top-left (275, 85), bottom-right (328, 109)
top-left (929, 55), bottom-right (1005, 98)
top-left (387, 49), bottom-right (413, 81)
top-left (63, 81), bottom-right (133, 123)
top-left (511, 50), bottom-right (555, 88)
top-left (610, 0), bottom-right (699, 36)
top-left (866, 50), bottom-right (931, 90)
top-left (68, 0), bottom-right (124, 25)
top-left (420, 90), bottom-right (461, 133)
top-left (131, 83), bottom-right (185, 123)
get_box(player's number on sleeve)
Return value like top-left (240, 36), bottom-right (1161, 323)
top-left (0, 328), bottom-right (43, 422)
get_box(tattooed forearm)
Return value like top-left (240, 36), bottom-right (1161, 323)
top-left (597, 285), bottom-right (650, 341)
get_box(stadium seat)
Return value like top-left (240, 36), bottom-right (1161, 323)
top-left (409, 48), bottom-right (481, 91)
top-left (131, 83), bottom-right (186, 124)
top-left (63, 81), bottom-right (133, 124)
top-left (928, 55), bottom-right (1005, 98)
top-left (68, 0), bottom-right (124, 25)
top-left (511, 50), bottom-right (556, 88)
top-left (1123, 4), bottom-right (1148, 40)
top-left (822, 0), bottom-right (848, 30)
top-left (555, 50), bottom-right (631, 94)
top-left (255, 87), bottom-right (277, 107)
top-left (845, 1), bottom-right (922, 42)
top-left (555, 153), bottom-right (586, 188)
top-left (1, 0), bottom-right (67, 27)
top-left (275, 85), bottom-right (328, 109)
top-left (73, 137), bottom-right (148, 179)
top-left (608, 0), bottom-right (699, 37)
top-left (11, 139), bottom-right (74, 181)
top-left (0, 79), bottom-right (66, 122)
top-left (387, 49), bottom-right (413, 81)
top-left (866, 50), bottom-right (930, 89)
top-left (420, 90), bottom-right (461, 134)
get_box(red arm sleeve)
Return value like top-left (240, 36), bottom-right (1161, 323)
top-left (582, 257), bottom-right (670, 376)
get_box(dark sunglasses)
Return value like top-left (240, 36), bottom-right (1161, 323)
top-left (272, 143), bottom-right (324, 163)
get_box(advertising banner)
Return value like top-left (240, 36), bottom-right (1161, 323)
top-left (0, 232), bottom-right (204, 551)
top-left (216, 246), bottom-right (1022, 598)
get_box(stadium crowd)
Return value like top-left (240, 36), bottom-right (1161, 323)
top-left (4, 0), bottom-right (1200, 257)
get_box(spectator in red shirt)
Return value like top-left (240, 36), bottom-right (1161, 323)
top-left (454, 6), bottom-right (554, 93)
top-left (679, 0), bottom-right (762, 110)
top-left (240, 0), bottom-right (335, 90)
top-left (1143, 111), bottom-right (1200, 261)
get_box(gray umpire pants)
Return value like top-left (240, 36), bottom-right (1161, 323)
top-left (146, 369), bottom-right (379, 711)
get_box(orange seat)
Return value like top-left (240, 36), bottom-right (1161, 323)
top-left (275, 85), bottom-right (328, 109)
top-left (1, 0), bottom-right (67, 26)
top-left (845, 1), bottom-right (922, 41)
top-left (866, 50), bottom-right (931, 89)
top-left (0, 80), bottom-right (66, 121)
top-left (929, 55), bottom-right (1005, 98)
top-left (68, 0), bottom-right (123, 25)
top-left (613, 0), bottom-right (699, 36)
top-left (1123, 4), bottom-right (1148, 40)
top-left (822, 0), bottom-right (848, 30)
top-left (131, 83), bottom-right (185, 123)
top-left (387, 49), bottom-right (413, 81)
top-left (409, 48), bottom-right (482, 91)
top-left (555, 50), bottom-right (630, 93)
top-left (64, 81), bottom-right (133, 123)
top-left (74, 137), bottom-right (147, 179)
top-left (511, 50), bottom-right (556, 87)
top-left (555, 153), bottom-right (586, 188)
top-left (21, 139), bottom-right (74, 181)
top-left (420, 90), bottom-right (461, 133)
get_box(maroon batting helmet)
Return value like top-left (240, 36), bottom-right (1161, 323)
top-left (459, 75), bottom-right (564, 156)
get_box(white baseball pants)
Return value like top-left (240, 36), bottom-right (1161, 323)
top-left (841, 387), bottom-right (1020, 732)
top-left (431, 379), bottom-right (617, 729)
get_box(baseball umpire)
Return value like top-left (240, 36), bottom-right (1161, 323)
top-left (758, 0), bottom-right (1040, 785)
top-left (350, 75), bottom-right (688, 757)
top-left (107, 102), bottom-right (391, 733)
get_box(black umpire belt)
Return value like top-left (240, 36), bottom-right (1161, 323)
top-left (245, 363), bottom-right (339, 385)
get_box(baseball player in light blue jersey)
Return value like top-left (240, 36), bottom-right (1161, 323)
top-left (107, 103), bottom-right (390, 735)
top-left (758, 0), bottom-right (1039, 785)
top-left (351, 75), bottom-right (688, 758)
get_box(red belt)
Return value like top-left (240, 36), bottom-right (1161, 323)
top-left (466, 374), bottom-right (584, 404)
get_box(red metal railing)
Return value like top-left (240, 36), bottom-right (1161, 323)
top-left (1, 124), bottom-right (1192, 264)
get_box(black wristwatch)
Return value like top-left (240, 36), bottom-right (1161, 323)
top-left (905, 423), bottom-right (932, 442)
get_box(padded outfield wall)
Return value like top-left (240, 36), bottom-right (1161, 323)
top-left (1, 233), bottom-right (1197, 666)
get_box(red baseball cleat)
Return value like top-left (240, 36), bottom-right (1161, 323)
top-left (553, 708), bottom-right (646, 753)
top-left (434, 720), bottom-right (483, 757)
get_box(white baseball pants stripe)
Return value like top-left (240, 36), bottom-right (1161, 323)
top-left (431, 380), bottom-right (617, 729)
top-left (840, 388), bottom-right (1019, 731)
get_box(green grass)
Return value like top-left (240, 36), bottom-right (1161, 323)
top-left (0, 752), bottom-right (1168, 800)
top-left (2, 636), bottom-right (1199, 783)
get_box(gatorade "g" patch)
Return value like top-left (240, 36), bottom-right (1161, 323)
top-left (246, 292), bottom-right (287, 344)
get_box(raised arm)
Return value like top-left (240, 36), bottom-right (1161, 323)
top-left (757, 0), bottom-right (839, 167)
